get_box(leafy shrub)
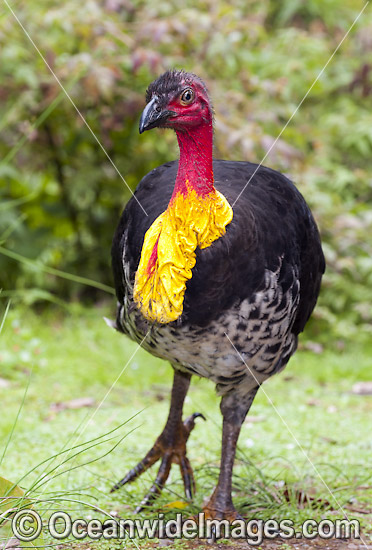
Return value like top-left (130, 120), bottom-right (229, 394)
top-left (0, 0), bottom-right (371, 341)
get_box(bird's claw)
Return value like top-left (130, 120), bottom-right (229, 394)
top-left (134, 453), bottom-right (172, 512)
top-left (111, 411), bottom-right (205, 509)
top-left (183, 412), bottom-right (206, 433)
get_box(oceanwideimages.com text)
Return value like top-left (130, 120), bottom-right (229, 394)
top-left (12, 510), bottom-right (361, 545)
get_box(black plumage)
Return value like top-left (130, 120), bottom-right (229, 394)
top-left (113, 160), bottom-right (324, 331)
top-left (110, 71), bottom-right (325, 522)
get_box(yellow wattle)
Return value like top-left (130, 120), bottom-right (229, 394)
top-left (133, 187), bottom-right (233, 324)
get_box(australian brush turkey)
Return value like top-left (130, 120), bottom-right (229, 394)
top-left (110, 70), bottom-right (325, 520)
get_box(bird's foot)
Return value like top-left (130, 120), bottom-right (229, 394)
top-left (111, 412), bottom-right (205, 512)
top-left (199, 488), bottom-right (243, 542)
top-left (202, 483), bottom-right (242, 520)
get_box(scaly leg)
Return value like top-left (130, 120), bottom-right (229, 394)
top-left (111, 369), bottom-right (205, 512)
top-left (203, 388), bottom-right (259, 521)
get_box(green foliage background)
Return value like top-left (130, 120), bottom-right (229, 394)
top-left (0, 0), bottom-right (371, 342)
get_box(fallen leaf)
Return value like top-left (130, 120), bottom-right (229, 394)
top-left (0, 537), bottom-right (22, 549)
top-left (0, 476), bottom-right (25, 514)
top-left (46, 397), bottom-right (96, 419)
top-left (306, 399), bottom-right (321, 407)
top-left (352, 382), bottom-right (372, 395)
top-left (304, 341), bottom-right (324, 354)
top-left (345, 506), bottom-right (372, 514)
top-left (245, 415), bottom-right (266, 423)
top-left (281, 483), bottom-right (332, 510)
top-left (0, 378), bottom-right (10, 389)
top-left (158, 540), bottom-right (173, 547)
top-left (163, 500), bottom-right (188, 509)
top-left (319, 436), bottom-right (338, 444)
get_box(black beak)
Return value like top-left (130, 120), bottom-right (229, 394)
top-left (139, 96), bottom-right (175, 134)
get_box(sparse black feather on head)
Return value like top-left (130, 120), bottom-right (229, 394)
top-left (145, 69), bottom-right (210, 104)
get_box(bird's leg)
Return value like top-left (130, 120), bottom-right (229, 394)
top-left (203, 388), bottom-right (258, 522)
top-left (111, 369), bottom-right (204, 512)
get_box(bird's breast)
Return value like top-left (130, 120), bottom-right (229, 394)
top-left (117, 261), bottom-right (300, 397)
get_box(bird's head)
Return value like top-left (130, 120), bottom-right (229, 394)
top-left (139, 69), bottom-right (213, 134)
top-left (134, 70), bottom-right (233, 325)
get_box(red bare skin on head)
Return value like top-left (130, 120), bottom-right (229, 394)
top-left (146, 235), bottom-right (160, 277)
top-left (166, 78), bottom-right (212, 128)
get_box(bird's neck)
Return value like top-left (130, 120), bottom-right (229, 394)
top-left (134, 120), bottom-right (233, 324)
top-left (171, 122), bottom-right (214, 201)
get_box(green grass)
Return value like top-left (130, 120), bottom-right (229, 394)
top-left (0, 303), bottom-right (371, 548)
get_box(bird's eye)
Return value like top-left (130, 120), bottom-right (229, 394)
top-left (180, 88), bottom-right (195, 105)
